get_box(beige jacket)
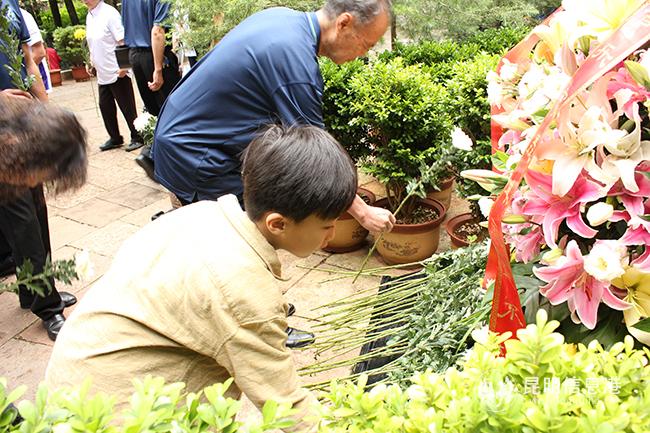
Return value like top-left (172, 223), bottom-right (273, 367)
top-left (46, 195), bottom-right (314, 425)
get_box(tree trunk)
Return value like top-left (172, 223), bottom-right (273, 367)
top-left (62, 0), bottom-right (80, 25)
top-left (48, 0), bottom-right (63, 27)
top-left (390, 13), bottom-right (397, 49)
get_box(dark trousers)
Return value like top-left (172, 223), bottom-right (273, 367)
top-left (98, 75), bottom-right (140, 142)
top-left (0, 186), bottom-right (63, 320)
top-left (129, 47), bottom-right (180, 116)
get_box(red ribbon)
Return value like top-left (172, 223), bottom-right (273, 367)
top-left (487, 3), bottom-right (650, 345)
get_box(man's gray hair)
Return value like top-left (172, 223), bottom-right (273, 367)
top-left (323, 0), bottom-right (392, 25)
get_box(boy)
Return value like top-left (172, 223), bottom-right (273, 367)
top-left (45, 125), bottom-right (358, 428)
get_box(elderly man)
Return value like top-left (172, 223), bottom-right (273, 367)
top-left (152, 0), bottom-right (396, 234)
top-left (1, 0), bottom-right (78, 340)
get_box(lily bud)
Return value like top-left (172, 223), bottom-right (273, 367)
top-left (501, 214), bottom-right (528, 224)
top-left (586, 202), bottom-right (614, 227)
top-left (625, 60), bottom-right (650, 90)
top-left (460, 169), bottom-right (509, 193)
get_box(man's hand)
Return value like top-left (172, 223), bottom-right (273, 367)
top-left (1, 88), bottom-right (32, 100)
top-left (118, 69), bottom-right (128, 78)
top-left (86, 65), bottom-right (96, 76)
top-left (347, 195), bottom-right (396, 233)
top-left (148, 68), bottom-right (163, 91)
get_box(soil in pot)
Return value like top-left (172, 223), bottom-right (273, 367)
top-left (322, 187), bottom-right (375, 253)
top-left (375, 197), bottom-right (446, 265)
top-left (447, 213), bottom-right (489, 249)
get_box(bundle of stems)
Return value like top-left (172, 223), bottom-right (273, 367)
top-left (301, 242), bottom-right (490, 388)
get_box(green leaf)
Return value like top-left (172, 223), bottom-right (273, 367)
top-left (632, 317), bottom-right (650, 332)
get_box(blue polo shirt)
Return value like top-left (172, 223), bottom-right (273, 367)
top-left (0, 0), bottom-right (30, 90)
top-left (153, 7), bottom-right (324, 203)
top-left (121, 0), bottom-right (170, 48)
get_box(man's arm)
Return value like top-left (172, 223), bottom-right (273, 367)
top-left (30, 41), bottom-right (46, 65)
top-left (22, 42), bottom-right (47, 102)
top-left (347, 194), bottom-right (396, 233)
top-left (148, 25), bottom-right (165, 91)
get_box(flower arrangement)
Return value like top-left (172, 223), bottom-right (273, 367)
top-left (133, 113), bottom-right (158, 147)
top-left (466, 0), bottom-right (650, 344)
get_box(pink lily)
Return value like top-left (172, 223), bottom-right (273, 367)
top-left (607, 66), bottom-right (650, 119)
top-left (534, 240), bottom-right (631, 329)
top-left (632, 248), bottom-right (650, 272)
top-left (523, 170), bottom-right (604, 248)
top-left (611, 199), bottom-right (650, 246)
top-left (505, 192), bottom-right (545, 263)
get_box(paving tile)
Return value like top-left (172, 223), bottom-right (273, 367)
top-left (119, 198), bottom-right (173, 227)
top-left (99, 182), bottom-right (168, 210)
top-left (49, 216), bottom-right (96, 251)
top-left (59, 198), bottom-right (133, 228)
top-left (0, 338), bottom-right (52, 400)
top-left (46, 183), bottom-right (107, 209)
top-left (86, 164), bottom-right (143, 191)
top-left (276, 250), bottom-right (328, 294)
top-left (0, 292), bottom-right (38, 346)
top-left (51, 246), bottom-right (113, 293)
top-left (69, 220), bottom-right (140, 257)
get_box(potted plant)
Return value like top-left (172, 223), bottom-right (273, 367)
top-left (323, 187), bottom-right (376, 253)
top-left (53, 25), bottom-right (89, 82)
top-left (348, 58), bottom-right (450, 264)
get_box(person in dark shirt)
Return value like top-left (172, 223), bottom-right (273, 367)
top-left (1, 0), bottom-right (79, 340)
top-left (153, 0), bottom-right (396, 234)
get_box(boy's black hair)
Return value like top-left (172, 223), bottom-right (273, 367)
top-left (242, 125), bottom-right (357, 222)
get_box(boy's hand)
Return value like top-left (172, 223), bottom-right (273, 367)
top-left (347, 195), bottom-right (396, 233)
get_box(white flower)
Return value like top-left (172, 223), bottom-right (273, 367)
top-left (586, 202), bottom-right (614, 226)
top-left (583, 240), bottom-right (627, 282)
top-left (74, 250), bottom-right (95, 281)
top-left (471, 325), bottom-right (490, 345)
top-left (500, 59), bottom-right (519, 81)
top-left (478, 197), bottom-right (494, 218)
top-left (451, 127), bottom-right (473, 151)
top-left (133, 113), bottom-right (153, 132)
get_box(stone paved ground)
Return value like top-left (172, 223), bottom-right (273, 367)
top-left (0, 76), bottom-right (468, 414)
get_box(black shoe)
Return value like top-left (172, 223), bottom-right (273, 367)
top-left (151, 210), bottom-right (166, 221)
top-left (21, 291), bottom-right (76, 310)
top-left (42, 313), bottom-right (65, 341)
top-left (135, 146), bottom-right (156, 181)
top-left (0, 255), bottom-right (15, 278)
top-left (99, 137), bottom-right (124, 151)
top-left (286, 327), bottom-right (315, 349)
top-left (125, 140), bottom-right (145, 152)
top-left (60, 291), bottom-right (77, 308)
top-left (287, 303), bottom-right (296, 317)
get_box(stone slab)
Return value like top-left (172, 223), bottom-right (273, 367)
top-left (69, 220), bottom-right (140, 257)
top-left (0, 338), bottom-right (52, 400)
top-left (99, 182), bottom-right (168, 210)
top-left (118, 198), bottom-right (173, 227)
top-left (47, 183), bottom-right (107, 210)
top-left (0, 291), bottom-right (38, 346)
top-left (59, 198), bottom-right (133, 228)
top-left (48, 216), bottom-right (96, 251)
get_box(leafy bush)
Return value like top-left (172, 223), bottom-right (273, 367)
top-left (53, 25), bottom-right (87, 67)
top-left (463, 25), bottom-right (532, 55)
top-left (320, 58), bottom-right (369, 161)
top-left (348, 58), bottom-right (452, 213)
top-left (319, 310), bottom-right (650, 432)
top-left (38, 1), bottom-right (89, 42)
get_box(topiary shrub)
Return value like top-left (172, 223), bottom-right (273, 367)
top-left (52, 25), bottom-right (87, 67)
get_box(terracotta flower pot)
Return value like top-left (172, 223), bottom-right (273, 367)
top-left (323, 187), bottom-right (376, 253)
top-left (50, 69), bottom-right (62, 87)
top-left (446, 212), bottom-right (488, 249)
top-left (375, 197), bottom-right (446, 265)
top-left (426, 176), bottom-right (454, 210)
top-left (70, 65), bottom-right (90, 82)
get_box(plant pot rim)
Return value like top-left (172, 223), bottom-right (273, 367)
top-left (375, 197), bottom-right (446, 233)
top-left (446, 212), bottom-right (484, 246)
top-left (337, 187), bottom-right (377, 221)
top-left (429, 176), bottom-right (455, 191)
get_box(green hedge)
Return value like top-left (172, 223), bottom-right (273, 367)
top-left (2, 311), bottom-right (649, 433)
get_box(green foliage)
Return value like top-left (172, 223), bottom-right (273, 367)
top-left (318, 310), bottom-right (650, 432)
top-left (0, 4), bottom-right (34, 90)
top-left (463, 25), bottom-right (532, 55)
top-left (168, 0), bottom-right (320, 58)
top-left (0, 376), bottom-right (295, 433)
top-left (393, 0), bottom-right (558, 42)
top-left (52, 25), bottom-right (87, 67)
top-left (320, 58), bottom-right (370, 161)
top-left (348, 58), bottom-right (452, 212)
top-left (38, 1), bottom-right (89, 41)
top-left (0, 256), bottom-right (78, 297)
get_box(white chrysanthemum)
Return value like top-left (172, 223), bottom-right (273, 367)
top-left (74, 250), bottom-right (95, 281)
top-left (451, 127), bottom-right (473, 151)
top-left (584, 240), bottom-right (627, 282)
top-left (133, 113), bottom-right (153, 132)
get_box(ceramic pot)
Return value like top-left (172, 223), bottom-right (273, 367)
top-left (50, 69), bottom-right (62, 87)
top-left (70, 65), bottom-right (90, 82)
top-left (446, 212), bottom-right (488, 249)
top-left (426, 177), bottom-right (454, 210)
top-left (375, 197), bottom-right (446, 265)
top-left (323, 187), bottom-right (376, 253)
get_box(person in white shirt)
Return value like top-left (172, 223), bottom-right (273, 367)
top-left (84, 0), bottom-right (143, 152)
top-left (19, 8), bottom-right (52, 93)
